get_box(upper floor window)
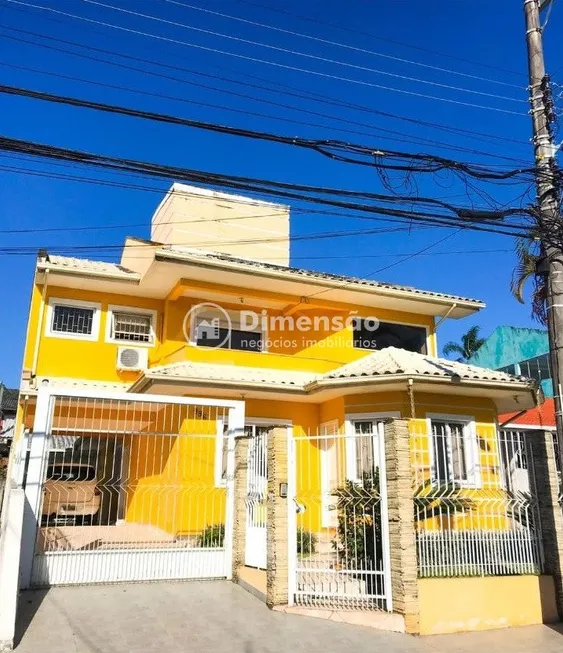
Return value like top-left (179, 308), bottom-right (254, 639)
top-left (46, 298), bottom-right (101, 341)
top-left (106, 306), bottom-right (156, 346)
top-left (191, 307), bottom-right (264, 352)
top-left (353, 319), bottom-right (427, 354)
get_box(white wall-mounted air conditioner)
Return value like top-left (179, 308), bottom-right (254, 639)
top-left (116, 346), bottom-right (148, 371)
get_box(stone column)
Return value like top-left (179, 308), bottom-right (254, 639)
top-left (232, 435), bottom-right (249, 581)
top-left (383, 418), bottom-right (420, 634)
top-left (266, 427), bottom-right (289, 608)
top-left (529, 430), bottom-right (563, 618)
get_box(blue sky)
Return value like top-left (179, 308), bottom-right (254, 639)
top-left (0, 0), bottom-right (562, 387)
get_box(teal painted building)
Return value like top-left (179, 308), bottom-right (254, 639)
top-left (467, 326), bottom-right (553, 397)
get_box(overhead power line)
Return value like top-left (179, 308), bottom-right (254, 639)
top-left (164, 0), bottom-right (523, 90)
top-left (5, 0), bottom-right (529, 116)
top-left (2, 157), bottom-right (514, 234)
top-left (0, 56), bottom-right (527, 167)
top-left (234, 0), bottom-right (526, 79)
top-left (0, 135), bottom-right (536, 241)
top-left (82, 0), bottom-right (525, 104)
top-left (0, 20), bottom-right (532, 152)
top-left (0, 83), bottom-right (542, 185)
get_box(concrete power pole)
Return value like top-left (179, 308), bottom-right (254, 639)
top-left (523, 0), bottom-right (563, 463)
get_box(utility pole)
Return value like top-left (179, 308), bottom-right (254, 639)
top-left (523, 0), bottom-right (563, 466)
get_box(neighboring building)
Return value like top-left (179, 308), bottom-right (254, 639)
top-left (468, 325), bottom-right (552, 396)
top-left (0, 386), bottom-right (18, 452)
top-left (468, 325), bottom-right (556, 430)
top-left (7, 184), bottom-right (563, 639)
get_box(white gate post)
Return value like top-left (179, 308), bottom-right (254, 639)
top-left (378, 422), bottom-right (393, 613)
top-left (19, 389), bottom-right (52, 590)
top-left (224, 402), bottom-right (245, 581)
top-left (286, 435), bottom-right (296, 607)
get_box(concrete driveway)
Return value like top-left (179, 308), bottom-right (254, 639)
top-left (15, 581), bottom-right (563, 653)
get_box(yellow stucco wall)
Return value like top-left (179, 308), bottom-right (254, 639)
top-left (17, 278), bottom-right (506, 540)
top-left (22, 283), bottom-right (436, 384)
top-left (419, 576), bottom-right (559, 634)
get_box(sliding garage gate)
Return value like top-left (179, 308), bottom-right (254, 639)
top-left (20, 389), bottom-right (244, 588)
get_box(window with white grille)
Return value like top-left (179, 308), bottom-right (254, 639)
top-left (429, 416), bottom-right (480, 487)
top-left (46, 299), bottom-right (101, 340)
top-left (107, 306), bottom-right (156, 345)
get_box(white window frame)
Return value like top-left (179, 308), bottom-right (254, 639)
top-left (214, 417), bottom-right (292, 488)
top-left (189, 305), bottom-right (268, 353)
top-left (426, 413), bottom-right (482, 489)
top-left (344, 412), bottom-right (400, 482)
top-left (105, 305), bottom-right (157, 347)
top-left (45, 298), bottom-right (101, 342)
top-left (319, 419), bottom-right (340, 528)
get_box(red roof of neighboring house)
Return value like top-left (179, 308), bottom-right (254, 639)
top-left (499, 398), bottom-right (555, 428)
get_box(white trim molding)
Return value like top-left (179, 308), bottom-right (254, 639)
top-left (44, 297), bottom-right (101, 342)
top-left (105, 304), bottom-right (158, 347)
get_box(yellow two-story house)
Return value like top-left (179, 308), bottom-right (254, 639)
top-left (14, 184), bottom-right (559, 635)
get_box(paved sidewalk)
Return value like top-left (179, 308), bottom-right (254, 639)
top-left (15, 581), bottom-right (563, 653)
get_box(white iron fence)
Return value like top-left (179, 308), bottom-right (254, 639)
top-left (290, 419), bottom-right (392, 611)
top-left (20, 389), bottom-right (244, 588)
top-left (411, 422), bottom-right (543, 577)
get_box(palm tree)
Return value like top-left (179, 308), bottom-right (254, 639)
top-left (443, 325), bottom-right (486, 362)
top-left (510, 236), bottom-right (548, 325)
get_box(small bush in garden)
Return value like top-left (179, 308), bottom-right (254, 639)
top-left (198, 523), bottom-right (225, 548)
top-left (331, 472), bottom-right (381, 569)
top-left (297, 528), bottom-right (317, 555)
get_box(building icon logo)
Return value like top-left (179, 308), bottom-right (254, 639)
top-left (183, 303), bottom-right (232, 349)
top-left (195, 317), bottom-right (221, 341)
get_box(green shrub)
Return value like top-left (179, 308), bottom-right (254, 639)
top-left (198, 523), bottom-right (225, 548)
top-left (297, 528), bottom-right (317, 555)
top-left (331, 472), bottom-right (382, 570)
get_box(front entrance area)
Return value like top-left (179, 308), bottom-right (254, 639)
top-left (20, 390), bottom-right (244, 588)
top-left (290, 415), bottom-right (393, 612)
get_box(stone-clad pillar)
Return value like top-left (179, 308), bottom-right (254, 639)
top-left (266, 427), bottom-right (289, 607)
top-left (529, 430), bottom-right (563, 618)
top-left (232, 435), bottom-right (249, 580)
top-left (383, 418), bottom-right (420, 634)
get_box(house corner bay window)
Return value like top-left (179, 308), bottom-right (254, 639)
top-left (194, 310), bottom-right (263, 352)
top-left (353, 318), bottom-right (427, 353)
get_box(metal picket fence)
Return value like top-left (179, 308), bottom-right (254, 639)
top-left (410, 421), bottom-right (543, 577)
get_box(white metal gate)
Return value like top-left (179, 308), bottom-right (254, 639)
top-left (20, 389), bottom-right (244, 588)
top-left (245, 425), bottom-right (268, 569)
top-left (289, 417), bottom-right (392, 611)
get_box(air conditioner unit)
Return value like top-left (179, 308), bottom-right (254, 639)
top-left (117, 346), bottom-right (148, 371)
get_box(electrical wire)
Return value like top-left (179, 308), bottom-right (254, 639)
top-left (1, 55), bottom-right (529, 165)
top-left (83, 0), bottom-right (525, 104)
top-left (164, 0), bottom-right (524, 90)
top-left (4, 0), bottom-right (530, 116)
top-left (234, 0), bottom-right (527, 79)
top-left (300, 230), bottom-right (461, 301)
top-left (0, 135), bottom-right (536, 241)
top-left (0, 82), bottom-right (540, 182)
top-left (0, 20), bottom-right (532, 153)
